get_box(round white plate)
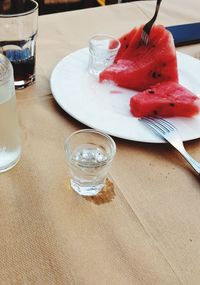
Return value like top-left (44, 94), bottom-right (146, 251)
top-left (50, 48), bottom-right (200, 143)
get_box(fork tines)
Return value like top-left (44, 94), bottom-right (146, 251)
top-left (141, 30), bottom-right (149, 46)
top-left (140, 116), bottom-right (176, 137)
top-left (142, 117), bottom-right (175, 130)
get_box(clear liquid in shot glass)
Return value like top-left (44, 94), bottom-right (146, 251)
top-left (69, 144), bottom-right (111, 196)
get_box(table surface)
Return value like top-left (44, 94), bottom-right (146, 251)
top-left (1, 1), bottom-right (200, 284)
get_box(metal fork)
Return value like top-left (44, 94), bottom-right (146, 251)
top-left (140, 117), bottom-right (200, 175)
top-left (141, 0), bottom-right (162, 45)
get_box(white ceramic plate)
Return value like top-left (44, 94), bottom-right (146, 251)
top-left (50, 48), bottom-right (200, 143)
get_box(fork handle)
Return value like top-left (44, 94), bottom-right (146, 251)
top-left (153, 0), bottom-right (162, 20)
top-left (175, 146), bottom-right (200, 175)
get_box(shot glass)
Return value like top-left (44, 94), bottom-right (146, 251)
top-left (88, 34), bottom-right (120, 77)
top-left (0, 0), bottom-right (38, 89)
top-left (64, 129), bottom-right (116, 196)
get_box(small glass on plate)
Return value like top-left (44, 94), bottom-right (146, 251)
top-left (88, 34), bottom-right (120, 77)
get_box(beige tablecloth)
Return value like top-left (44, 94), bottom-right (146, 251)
top-left (1, 1), bottom-right (200, 284)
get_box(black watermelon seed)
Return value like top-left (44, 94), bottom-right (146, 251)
top-left (169, 103), bottom-right (175, 107)
top-left (148, 90), bottom-right (155, 94)
top-left (152, 71), bottom-right (157, 78)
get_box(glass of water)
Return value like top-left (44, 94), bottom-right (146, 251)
top-left (88, 34), bottom-right (120, 77)
top-left (64, 129), bottom-right (116, 196)
top-left (0, 0), bottom-right (38, 89)
top-left (0, 53), bottom-right (21, 172)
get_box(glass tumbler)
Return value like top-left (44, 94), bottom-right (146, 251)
top-left (88, 34), bottom-right (120, 77)
top-left (0, 0), bottom-right (38, 89)
top-left (0, 54), bottom-right (21, 172)
top-left (64, 129), bottom-right (116, 196)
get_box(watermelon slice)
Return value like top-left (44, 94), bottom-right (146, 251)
top-left (130, 81), bottom-right (200, 118)
top-left (99, 25), bottom-right (178, 91)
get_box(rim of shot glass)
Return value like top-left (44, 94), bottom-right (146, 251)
top-left (64, 128), bottom-right (116, 165)
top-left (0, 0), bottom-right (38, 18)
top-left (89, 34), bottom-right (121, 52)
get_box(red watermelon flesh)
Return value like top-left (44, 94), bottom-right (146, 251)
top-left (100, 25), bottom-right (178, 91)
top-left (114, 25), bottom-right (143, 63)
top-left (130, 81), bottom-right (200, 118)
top-left (113, 27), bottom-right (137, 62)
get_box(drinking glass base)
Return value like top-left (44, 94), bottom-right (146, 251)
top-left (14, 75), bottom-right (35, 90)
top-left (70, 179), bottom-right (104, 196)
top-left (0, 153), bottom-right (21, 173)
